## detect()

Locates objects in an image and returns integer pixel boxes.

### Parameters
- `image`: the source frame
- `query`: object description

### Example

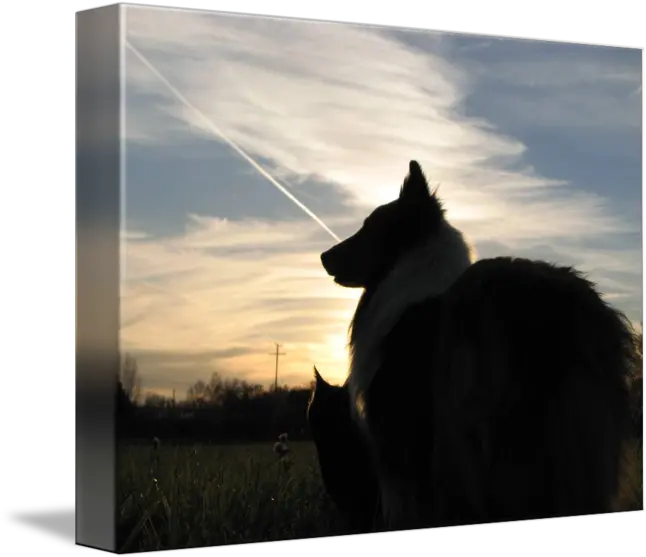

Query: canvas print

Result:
[76,3,643,553]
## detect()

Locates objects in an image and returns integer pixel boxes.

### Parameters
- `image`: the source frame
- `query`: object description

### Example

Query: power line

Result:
[269,343,287,391]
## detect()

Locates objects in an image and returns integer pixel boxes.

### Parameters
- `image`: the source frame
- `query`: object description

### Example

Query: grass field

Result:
[117,441,352,553]
[117,439,643,553]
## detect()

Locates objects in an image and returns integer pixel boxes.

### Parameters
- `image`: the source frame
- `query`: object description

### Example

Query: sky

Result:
[121,5,642,399]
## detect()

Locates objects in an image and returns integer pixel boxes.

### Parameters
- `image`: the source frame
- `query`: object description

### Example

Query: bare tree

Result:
[186,372,265,407]
[186,379,207,406]
[121,353,142,405]
[144,393,169,407]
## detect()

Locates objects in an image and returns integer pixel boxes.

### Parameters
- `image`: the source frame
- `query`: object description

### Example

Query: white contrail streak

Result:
[125,40,341,242]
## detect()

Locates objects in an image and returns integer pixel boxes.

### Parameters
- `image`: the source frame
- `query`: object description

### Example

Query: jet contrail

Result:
[125,41,340,242]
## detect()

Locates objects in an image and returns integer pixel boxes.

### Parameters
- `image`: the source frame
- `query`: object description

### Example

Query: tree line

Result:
[117,329,643,445]
[116,354,316,444]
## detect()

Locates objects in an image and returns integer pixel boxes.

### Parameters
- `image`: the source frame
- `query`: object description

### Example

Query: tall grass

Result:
[117,441,351,553]
[117,438,642,553]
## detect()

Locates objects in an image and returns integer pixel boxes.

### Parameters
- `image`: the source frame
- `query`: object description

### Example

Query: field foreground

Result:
[117,439,642,553]
[117,441,351,552]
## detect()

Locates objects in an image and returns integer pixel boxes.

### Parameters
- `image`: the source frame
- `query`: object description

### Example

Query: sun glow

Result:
[327,332,350,363]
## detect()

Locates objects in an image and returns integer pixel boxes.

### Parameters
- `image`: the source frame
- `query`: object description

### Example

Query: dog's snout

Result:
[320,251,327,264]
[320,249,332,271]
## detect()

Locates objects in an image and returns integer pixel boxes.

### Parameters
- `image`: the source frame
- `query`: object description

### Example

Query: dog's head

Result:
[307,366,378,530]
[320,161,445,289]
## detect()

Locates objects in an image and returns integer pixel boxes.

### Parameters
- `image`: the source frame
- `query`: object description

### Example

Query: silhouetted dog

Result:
[318,160,636,530]
[307,367,378,531]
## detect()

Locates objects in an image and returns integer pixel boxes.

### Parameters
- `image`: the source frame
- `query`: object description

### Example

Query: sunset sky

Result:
[121,5,642,399]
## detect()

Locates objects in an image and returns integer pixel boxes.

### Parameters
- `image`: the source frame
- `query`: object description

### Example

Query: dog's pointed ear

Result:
[313,366,331,390]
[400,160,430,201]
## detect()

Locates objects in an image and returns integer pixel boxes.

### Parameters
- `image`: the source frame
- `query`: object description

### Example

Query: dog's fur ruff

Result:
[317,160,636,531]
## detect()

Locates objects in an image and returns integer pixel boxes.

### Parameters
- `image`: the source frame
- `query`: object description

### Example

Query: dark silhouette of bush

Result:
[117,368,315,444]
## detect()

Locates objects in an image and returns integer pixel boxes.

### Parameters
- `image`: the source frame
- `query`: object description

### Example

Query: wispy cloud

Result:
[122,217,360,392]
[454,41,641,130]
[126,40,341,242]
[122,6,641,394]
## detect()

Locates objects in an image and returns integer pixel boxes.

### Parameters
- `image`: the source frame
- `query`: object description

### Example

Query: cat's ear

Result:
[313,366,331,391]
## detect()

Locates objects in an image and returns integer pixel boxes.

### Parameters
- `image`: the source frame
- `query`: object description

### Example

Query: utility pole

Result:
[269,343,286,392]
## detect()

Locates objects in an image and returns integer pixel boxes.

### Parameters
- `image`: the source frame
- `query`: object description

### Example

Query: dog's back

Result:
[363,256,635,528]
[318,161,637,530]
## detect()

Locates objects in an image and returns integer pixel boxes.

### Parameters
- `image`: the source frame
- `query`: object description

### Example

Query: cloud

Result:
[124,7,637,232]
[124,8,523,204]
[120,6,641,393]
[122,216,361,394]
[431,35,642,131]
